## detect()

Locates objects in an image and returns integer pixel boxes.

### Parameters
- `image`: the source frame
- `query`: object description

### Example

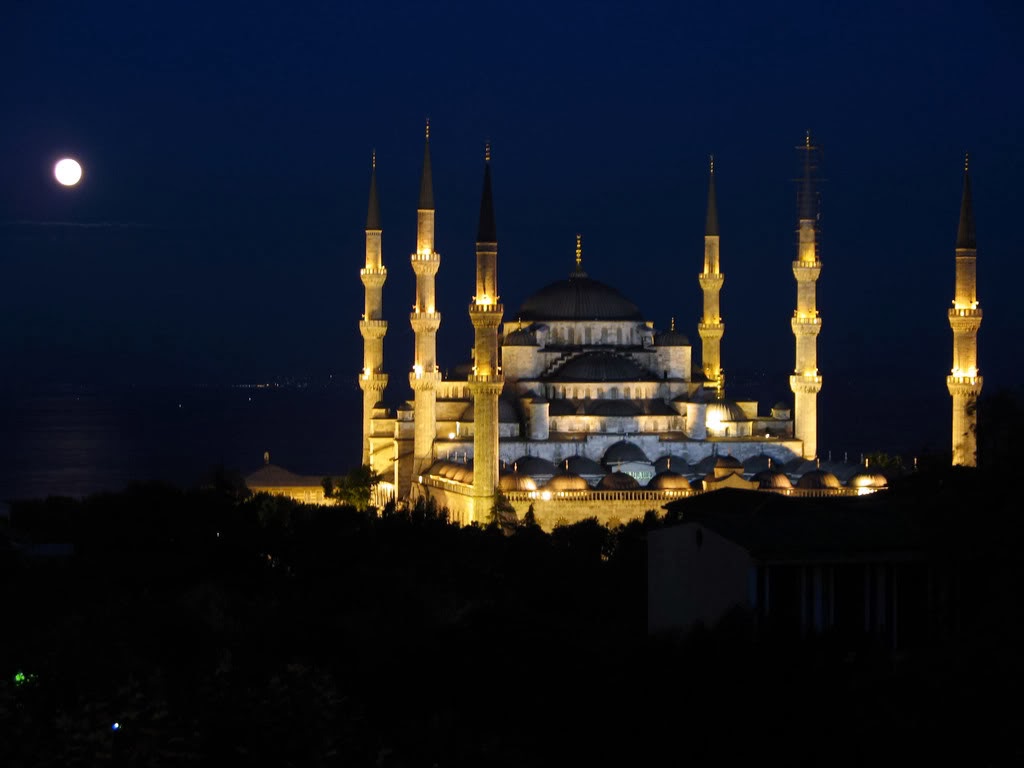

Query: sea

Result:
[0,384,364,502]
[0,369,949,503]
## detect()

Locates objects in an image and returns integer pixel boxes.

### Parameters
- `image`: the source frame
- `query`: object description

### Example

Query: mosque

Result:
[344,125,981,530]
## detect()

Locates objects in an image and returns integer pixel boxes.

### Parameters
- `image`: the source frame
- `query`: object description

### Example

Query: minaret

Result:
[467,142,504,523]
[358,151,388,468]
[789,132,823,460]
[698,155,725,396]
[947,154,982,466]
[409,120,442,481]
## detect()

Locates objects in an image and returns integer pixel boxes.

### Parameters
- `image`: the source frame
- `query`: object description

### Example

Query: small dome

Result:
[706,400,748,424]
[753,468,793,490]
[654,455,691,474]
[603,440,651,465]
[545,472,591,491]
[565,455,604,476]
[597,471,640,490]
[550,351,655,382]
[654,328,690,346]
[514,455,559,478]
[711,454,744,480]
[498,471,538,492]
[647,471,692,490]
[504,325,538,346]
[796,468,842,489]
[847,470,888,489]
[743,455,773,475]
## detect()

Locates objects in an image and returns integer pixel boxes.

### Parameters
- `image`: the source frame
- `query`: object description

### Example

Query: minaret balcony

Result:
[410,311,441,334]
[698,274,724,290]
[947,374,983,397]
[467,373,505,395]
[359,319,388,339]
[410,251,441,275]
[792,262,822,281]
[470,302,505,327]
[948,308,982,334]
[359,372,389,391]
[409,368,441,390]
[360,267,387,288]
[789,373,823,395]
[698,321,724,337]
[790,315,822,336]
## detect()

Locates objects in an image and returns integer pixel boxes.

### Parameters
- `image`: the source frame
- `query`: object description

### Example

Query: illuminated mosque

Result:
[343,124,980,530]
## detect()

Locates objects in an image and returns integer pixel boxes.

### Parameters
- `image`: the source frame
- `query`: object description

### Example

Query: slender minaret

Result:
[947,154,982,466]
[409,120,442,480]
[468,142,504,523]
[789,132,823,460]
[358,152,388,468]
[698,155,725,396]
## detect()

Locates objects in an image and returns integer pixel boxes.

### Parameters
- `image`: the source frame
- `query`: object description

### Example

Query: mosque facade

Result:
[353,126,976,529]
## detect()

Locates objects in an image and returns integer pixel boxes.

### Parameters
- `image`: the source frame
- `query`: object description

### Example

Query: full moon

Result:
[54,158,83,186]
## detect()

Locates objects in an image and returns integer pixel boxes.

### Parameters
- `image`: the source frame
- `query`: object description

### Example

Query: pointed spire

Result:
[705,155,719,236]
[571,233,587,277]
[418,118,434,210]
[365,150,381,230]
[798,131,816,221]
[956,152,976,249]
[476,141,497,242]
[670,317,676,332]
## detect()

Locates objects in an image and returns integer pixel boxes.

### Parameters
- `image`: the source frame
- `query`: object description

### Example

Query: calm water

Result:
[0,387,363,501]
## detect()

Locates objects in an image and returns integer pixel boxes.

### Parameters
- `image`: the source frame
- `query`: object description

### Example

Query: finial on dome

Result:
[670,317,676,332]
[513,461,518,472]
[371,150,376,170]
[768,456,773,468]
[964,152,969,172]
[425,117,430,140]
[575,233,582,267]
[709,154,715,174]
[667,457,671,469]
[815,457,821,469]
[806,130,811,148]
[485,141,491,163]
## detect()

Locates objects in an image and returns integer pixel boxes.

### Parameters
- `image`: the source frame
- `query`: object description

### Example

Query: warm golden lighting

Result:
[413,364,424,378]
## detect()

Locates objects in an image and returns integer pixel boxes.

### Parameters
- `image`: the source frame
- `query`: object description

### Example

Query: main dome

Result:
[517,273,644,322]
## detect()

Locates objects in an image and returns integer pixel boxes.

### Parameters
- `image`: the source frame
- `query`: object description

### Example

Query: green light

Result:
[14,671,26,685]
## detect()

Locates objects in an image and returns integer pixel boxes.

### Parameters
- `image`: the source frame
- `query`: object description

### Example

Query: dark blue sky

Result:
[2,0,1021,457]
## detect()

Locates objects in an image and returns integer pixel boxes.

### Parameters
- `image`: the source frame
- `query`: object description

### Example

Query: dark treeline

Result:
[2,466,1023,766]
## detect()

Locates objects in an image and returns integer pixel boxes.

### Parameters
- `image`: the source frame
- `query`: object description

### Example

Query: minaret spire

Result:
[468,140,504,523]
[948,155,982,466]
[404,121,443,493]
[789,133,824,460]
[572,233,587,277]
[698,154,725,395]
[358,150,388,468]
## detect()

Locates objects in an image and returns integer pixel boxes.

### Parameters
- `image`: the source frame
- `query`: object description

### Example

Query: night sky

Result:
[2,1,1021,458]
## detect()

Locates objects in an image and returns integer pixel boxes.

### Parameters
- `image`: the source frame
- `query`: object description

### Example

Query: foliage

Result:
[323,464,384,512]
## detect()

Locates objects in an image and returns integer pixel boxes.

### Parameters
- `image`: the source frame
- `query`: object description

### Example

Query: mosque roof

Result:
[517,274,644,322]
[246,464,324,489]
[753,468,793,490]
[706,400,749,422]
[565,455,605,475]
[796,468,842,490]
[514,456,558,477]
[503,326,538,346]
[498,470,537,492]
[587,399,642,417]
[549,351,655,382]
[654,328,690,346]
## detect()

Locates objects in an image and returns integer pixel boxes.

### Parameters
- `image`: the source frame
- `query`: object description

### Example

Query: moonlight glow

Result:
[54,158,82,186]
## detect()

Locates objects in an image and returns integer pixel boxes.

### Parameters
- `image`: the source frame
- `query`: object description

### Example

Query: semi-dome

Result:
[710,454,745,480]
[655,455,691,474]
[545,472,591,491]
[498,470,538,492]
[796,468,842,489]
[603,440,650,465]
[518,274,644,322]
[597,471,640,490]
[647,470,692,490]
[550,351,655,382]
